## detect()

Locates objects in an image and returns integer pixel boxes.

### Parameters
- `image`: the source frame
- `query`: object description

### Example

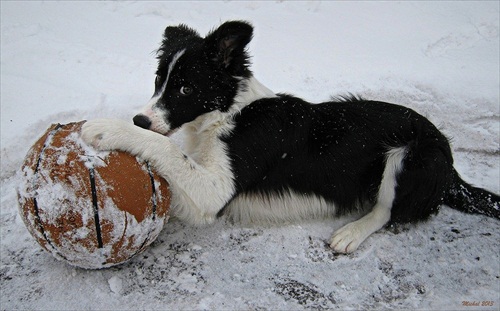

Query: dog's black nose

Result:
[133,114,152,129]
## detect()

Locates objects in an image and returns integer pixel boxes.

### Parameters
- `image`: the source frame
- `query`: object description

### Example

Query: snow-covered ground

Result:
[1,1,499,310]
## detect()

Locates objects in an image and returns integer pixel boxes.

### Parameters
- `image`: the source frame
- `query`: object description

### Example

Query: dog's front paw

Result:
[81,119,135,151]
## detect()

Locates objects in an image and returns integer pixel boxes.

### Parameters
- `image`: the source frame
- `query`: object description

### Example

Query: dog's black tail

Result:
[444,169,500,219]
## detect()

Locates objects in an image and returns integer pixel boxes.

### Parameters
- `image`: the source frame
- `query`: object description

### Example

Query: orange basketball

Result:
[17,121,171,269]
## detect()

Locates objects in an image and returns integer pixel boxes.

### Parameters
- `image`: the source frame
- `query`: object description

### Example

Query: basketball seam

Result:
[147,161,158,221]
[88,168,104,249]
[128,161,160,258]
[32,123,68,261]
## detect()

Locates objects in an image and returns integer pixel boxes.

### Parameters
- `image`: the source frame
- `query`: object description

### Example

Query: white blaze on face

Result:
[139,49,186,135]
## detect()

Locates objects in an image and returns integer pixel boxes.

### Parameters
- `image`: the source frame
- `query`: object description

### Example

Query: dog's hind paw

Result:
[329,222,367,254]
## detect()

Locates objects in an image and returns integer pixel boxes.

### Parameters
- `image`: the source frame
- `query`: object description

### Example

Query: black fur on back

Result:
[221,94,500,222]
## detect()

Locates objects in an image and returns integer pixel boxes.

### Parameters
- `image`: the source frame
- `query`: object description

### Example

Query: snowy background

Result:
[1,1,499,310]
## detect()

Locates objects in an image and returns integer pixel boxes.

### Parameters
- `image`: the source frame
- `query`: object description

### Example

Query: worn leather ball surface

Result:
[17,121,170,269]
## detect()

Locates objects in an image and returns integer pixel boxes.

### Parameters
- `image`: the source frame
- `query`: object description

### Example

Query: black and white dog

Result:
[82,21,499,253]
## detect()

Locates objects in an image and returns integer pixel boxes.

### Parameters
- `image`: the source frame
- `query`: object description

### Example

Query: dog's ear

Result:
[205,21,253,73]
[158,24,200,59]
[163,24,199,42]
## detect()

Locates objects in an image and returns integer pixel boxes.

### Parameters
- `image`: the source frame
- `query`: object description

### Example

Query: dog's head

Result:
[133,21,254,135]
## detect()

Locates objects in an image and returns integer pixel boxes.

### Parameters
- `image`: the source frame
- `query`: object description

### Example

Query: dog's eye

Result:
[155,75,162,85]
[179,86,193,96]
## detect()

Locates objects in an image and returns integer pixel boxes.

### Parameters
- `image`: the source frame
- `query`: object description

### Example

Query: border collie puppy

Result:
[82,21,499,253]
